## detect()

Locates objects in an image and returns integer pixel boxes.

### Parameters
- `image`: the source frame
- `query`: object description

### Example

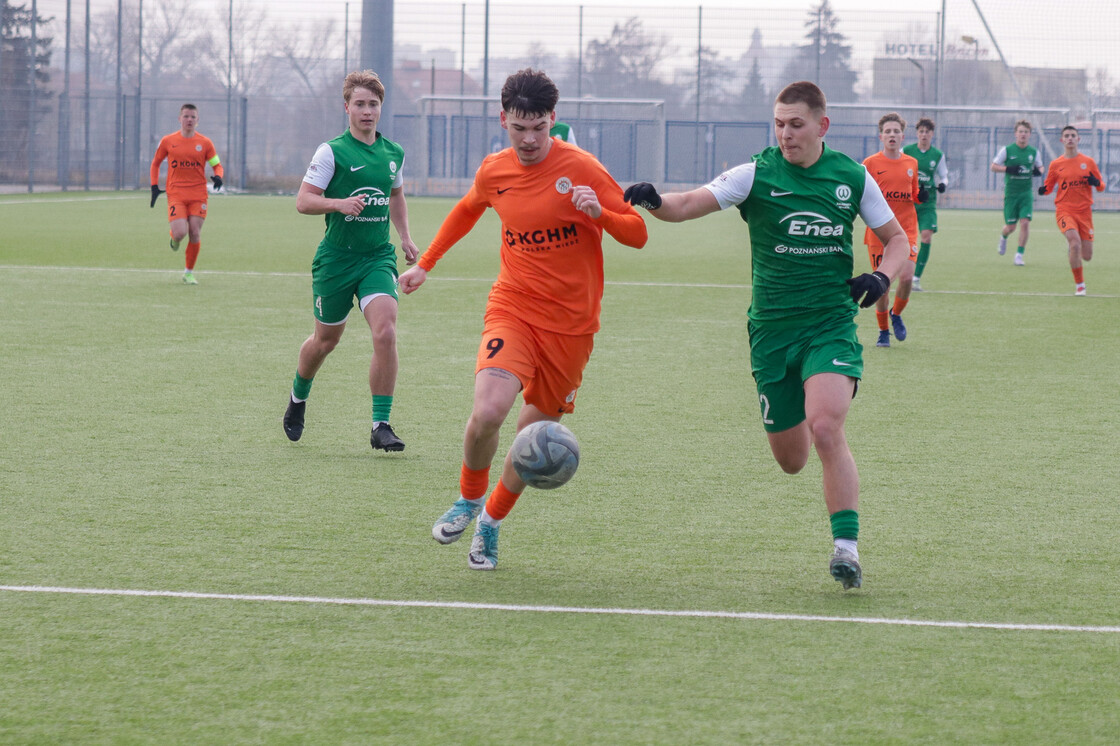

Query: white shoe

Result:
[912,276,923,291]
[998,236,1007,255]
[830,547,862,590]
[1013,253,1025,266]
[1075,283,1087,296]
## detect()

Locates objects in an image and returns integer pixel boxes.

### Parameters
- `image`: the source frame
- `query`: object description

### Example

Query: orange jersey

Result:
[419,139,647,335]
[150,131,222,194]
[862,151,920,249]
[1043,154,1103,213]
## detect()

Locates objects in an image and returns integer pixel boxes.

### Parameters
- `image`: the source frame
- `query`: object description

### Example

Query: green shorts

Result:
[311,244,399,324]
[1003,191,1033,224]
[748,314,863,433]
[915,201,938,233]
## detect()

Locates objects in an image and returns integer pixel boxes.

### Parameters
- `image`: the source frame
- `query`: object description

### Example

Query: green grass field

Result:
[2,192,1119,744]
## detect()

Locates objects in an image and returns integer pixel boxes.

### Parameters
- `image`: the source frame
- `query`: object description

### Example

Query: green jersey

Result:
[303,129,405,255]
[705,144,894,329]
[902,143,945,206]
[994,143,1038,195]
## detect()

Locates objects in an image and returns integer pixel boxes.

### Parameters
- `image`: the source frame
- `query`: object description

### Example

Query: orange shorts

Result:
[167,189,209,222]
[1056,211,1094,241]
[476,309,595,416]
[864,227,917,267]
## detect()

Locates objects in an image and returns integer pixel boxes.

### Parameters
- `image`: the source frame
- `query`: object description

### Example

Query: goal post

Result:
[414,95,666,196]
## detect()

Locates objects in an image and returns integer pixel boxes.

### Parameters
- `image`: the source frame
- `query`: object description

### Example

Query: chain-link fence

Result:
[5,0,1120,206]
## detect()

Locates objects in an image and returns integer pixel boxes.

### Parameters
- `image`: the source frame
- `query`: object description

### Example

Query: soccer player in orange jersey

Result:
[862,113,925,347]
[149,104,224,285]
[399,69,647,571]
[1039,125,1105,296]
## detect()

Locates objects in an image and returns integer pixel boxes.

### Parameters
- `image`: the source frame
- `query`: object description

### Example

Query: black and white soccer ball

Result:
[510,421,580,490]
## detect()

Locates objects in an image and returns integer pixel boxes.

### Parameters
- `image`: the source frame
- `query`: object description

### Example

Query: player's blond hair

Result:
[775,81,826,116]
[1015,119,1032,132]
[343,70,385,103]
[878,112,906,132]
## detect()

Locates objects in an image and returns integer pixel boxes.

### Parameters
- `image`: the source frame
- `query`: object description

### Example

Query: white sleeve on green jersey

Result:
[935,154,948,185]
[303,143,335,189]
[704,161,756,209]
[393,155,404,189]
[992,146,1008,166]
[859,170,895,230]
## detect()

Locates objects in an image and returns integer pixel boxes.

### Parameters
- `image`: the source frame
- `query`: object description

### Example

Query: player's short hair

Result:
[180,103,197,113]
[343,70,385,104]
[1061,125,1078,135]
[878,112,906,132]
[501,69,559,118]
[1015,119,1032,132]
[916,117,935,131]
[775,81,826,116]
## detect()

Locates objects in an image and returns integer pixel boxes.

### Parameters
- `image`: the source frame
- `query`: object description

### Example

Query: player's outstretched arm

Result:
[623,183,720,222]
[869,217,909,282]
[574,184,648,249]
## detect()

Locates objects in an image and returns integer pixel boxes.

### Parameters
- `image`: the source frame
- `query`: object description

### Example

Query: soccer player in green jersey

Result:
[623,81,910,590]
[902,118,948,290]
[283,70,420,452]
[992,120,1043,265]
[550,120,577,146]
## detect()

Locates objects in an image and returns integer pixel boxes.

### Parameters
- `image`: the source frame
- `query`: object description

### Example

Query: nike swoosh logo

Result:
[832,359,853,367]
[497,187,511,194]
[770,189,792,196]
[877,170,887,175]
[350,165,365,172]
[439,526,461,538]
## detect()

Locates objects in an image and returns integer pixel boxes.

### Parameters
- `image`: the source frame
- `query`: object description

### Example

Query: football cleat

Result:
[998,236,1007,255]
[830,547,862,590]
[890,313,907,342]
[283,398,306,441]
[1075,283,1087,296]
[370,422,405,452]
[468,522,500,570]
[911,276,923,292]
[182,271,198,285]
[1014,253,1025,266]
[432,498,483,544]
[876,330,890,348]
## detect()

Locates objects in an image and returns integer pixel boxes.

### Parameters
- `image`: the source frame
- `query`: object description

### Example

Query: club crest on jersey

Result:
[195,144,203,152]
[834,184,852,209]
[1080,162,1087,170]
[390,161,398,173]
[907,168,914,177]
[555,177,573,194]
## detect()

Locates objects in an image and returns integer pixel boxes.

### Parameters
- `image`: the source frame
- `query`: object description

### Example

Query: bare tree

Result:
[273,18,343,97]
[584,17,674,100]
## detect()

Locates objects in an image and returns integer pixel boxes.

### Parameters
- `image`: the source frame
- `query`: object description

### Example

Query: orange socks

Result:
[459,463,490,501]
[1073,267,1084,284]
[484,480,523,521]
[185,242,200,270]
[876,310,889,331]
[891,297,909,316]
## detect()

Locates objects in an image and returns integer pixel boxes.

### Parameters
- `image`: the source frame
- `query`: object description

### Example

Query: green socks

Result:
[830,509,859,541]
[372,395,393,423]
[292,373,313,401]
[915,242,931,278]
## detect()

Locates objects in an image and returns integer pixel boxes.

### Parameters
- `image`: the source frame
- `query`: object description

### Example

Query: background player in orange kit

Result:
[150,103,224,285]
[863,113,926,347]
[398,68,647,571]
[1039,125,1105,296]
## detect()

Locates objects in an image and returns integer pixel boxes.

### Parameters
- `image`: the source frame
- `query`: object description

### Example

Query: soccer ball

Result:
[510,421,580,490]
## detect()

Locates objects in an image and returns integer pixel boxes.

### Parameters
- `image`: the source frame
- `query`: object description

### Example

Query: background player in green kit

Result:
[623,81,909,590]
[991,120,1043,265]
[283,70,419,451]
[903,118,948,290]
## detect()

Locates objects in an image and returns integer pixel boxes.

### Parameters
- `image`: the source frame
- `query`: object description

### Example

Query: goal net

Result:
[414,96,666,196]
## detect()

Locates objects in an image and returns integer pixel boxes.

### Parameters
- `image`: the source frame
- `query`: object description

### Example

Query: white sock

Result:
[479,508,502,528]
[290,392,306,404]
[834,538,858,557]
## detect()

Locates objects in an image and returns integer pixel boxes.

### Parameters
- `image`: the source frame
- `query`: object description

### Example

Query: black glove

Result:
[937,183,946,193]
[211,175,223,191]
[1087,174,1101,187]
[916,188,929,203]
[150,184,163,208]
[1004,165,1022,175]
[1032,166,1043,177]
[1037,185,1047,196]
[623,182,662,210]
[846,271,890,308]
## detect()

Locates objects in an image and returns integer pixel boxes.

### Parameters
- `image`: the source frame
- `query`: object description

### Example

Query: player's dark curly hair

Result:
[916,117,936,131]
[501,69,559,118]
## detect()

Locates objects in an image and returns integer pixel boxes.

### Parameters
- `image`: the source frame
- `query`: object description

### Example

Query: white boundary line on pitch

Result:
[3,585,1118,634]
[1,264,1117,297]
[0,195,137,205]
